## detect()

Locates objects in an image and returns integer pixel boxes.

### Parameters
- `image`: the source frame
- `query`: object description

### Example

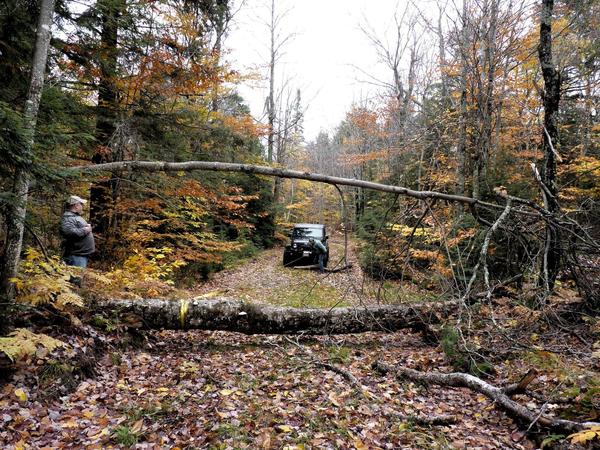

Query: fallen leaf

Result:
[130,419,144,433]
[354,438,368,449]
[14,388,27,402]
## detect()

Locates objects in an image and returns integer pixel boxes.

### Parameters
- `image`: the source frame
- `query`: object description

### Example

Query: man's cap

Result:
[67,195,87,205]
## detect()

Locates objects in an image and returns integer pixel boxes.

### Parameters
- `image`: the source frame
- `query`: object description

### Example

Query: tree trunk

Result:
[0,0,55,306]
[89,0,123,235]
[477,0,498,197]
[538,0,561,294]
[456,0,469,205]
[437,9,449,103]
[266,0,276,163]
[99,297,457,334]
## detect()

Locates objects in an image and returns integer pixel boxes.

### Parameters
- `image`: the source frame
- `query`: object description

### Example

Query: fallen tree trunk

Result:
[68,160,543,215]
[372,361,600,433]
[98,297,456,335]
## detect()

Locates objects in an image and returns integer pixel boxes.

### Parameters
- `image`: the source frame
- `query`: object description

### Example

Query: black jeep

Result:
[283,223,329,267]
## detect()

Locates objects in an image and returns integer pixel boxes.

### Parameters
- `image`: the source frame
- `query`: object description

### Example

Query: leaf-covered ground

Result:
[1,238,598,449]
[2,330,539,449]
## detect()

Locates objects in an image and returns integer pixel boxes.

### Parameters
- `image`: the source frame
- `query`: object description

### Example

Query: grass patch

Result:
[112,425,140,447]
[365,280,446,304]
[264,283,348,308]
[327,346,352,364]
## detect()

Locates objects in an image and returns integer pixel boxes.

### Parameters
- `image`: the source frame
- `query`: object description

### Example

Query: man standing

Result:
[60,195,95,268]
[308,237,327,273]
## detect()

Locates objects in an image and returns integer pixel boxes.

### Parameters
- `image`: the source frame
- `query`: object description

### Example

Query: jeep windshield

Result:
[292,227,322,239]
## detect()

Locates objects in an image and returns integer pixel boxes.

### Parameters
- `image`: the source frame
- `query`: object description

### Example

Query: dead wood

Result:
[393,412,458,426]
[292,264,319,270]
[97,297,456,335]
[503,368,539,395]
[292,264,353,273]
[325,264,354,273]
[69,160,544,215]
[314,361,362,389]
[372,361,599,433]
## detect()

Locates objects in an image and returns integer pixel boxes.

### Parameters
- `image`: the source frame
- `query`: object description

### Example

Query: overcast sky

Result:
[226,0,438,142]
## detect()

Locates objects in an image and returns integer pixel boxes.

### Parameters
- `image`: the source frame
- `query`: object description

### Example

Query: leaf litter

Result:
[1,239,595,449]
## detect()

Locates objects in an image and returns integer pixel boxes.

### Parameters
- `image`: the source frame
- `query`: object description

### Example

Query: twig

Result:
[24,222,50,262]
[314,361,362,390]
[543,126,563,163]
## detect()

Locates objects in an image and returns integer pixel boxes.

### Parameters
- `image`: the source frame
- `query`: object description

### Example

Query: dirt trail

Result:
[194,236,372,307]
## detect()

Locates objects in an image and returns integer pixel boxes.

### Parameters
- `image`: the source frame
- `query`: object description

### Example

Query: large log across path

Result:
[100,297,457,335]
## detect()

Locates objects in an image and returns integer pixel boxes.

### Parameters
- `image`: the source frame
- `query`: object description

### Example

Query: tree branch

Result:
[372,361,599,433]
[67,160,544,216]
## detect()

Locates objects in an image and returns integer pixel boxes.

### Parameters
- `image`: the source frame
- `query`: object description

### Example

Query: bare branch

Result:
[67,160,545,215]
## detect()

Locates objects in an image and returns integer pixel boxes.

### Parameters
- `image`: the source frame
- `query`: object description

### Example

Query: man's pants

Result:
[318,254,324,273]
[64,255,88,268]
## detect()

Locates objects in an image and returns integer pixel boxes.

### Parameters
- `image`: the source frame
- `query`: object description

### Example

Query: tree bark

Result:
[98,297,457,335]
[537,0,562,294]
[0,0,55,303]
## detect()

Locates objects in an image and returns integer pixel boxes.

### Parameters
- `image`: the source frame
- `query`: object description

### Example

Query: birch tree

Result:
[264,0,295,164]
[1,0,56,300]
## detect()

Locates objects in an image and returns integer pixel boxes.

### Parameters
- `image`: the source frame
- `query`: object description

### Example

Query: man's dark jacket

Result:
[60,211,95,257]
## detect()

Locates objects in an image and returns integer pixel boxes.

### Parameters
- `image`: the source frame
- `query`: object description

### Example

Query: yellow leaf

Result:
[569,430,598,444]
[219,389,234,396]
[398,422,410,431]
[276,424,293,433]
[62,419,79,428]
[354,438,368,450]
[89,427,110,439]
[14,388,27,402]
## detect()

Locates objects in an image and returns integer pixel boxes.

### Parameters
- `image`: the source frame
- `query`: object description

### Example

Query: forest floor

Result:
[0,237,598,449]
